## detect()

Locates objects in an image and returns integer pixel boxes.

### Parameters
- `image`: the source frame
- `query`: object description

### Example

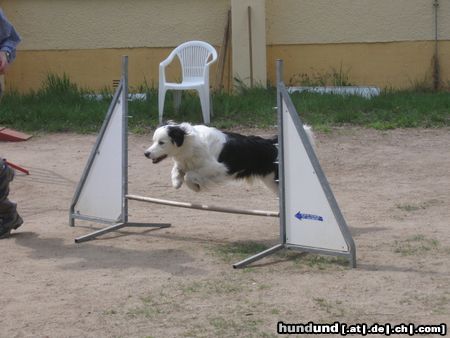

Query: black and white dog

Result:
[144,122,313,194]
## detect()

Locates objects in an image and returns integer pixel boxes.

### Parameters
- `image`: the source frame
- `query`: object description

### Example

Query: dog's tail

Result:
[272,124,315,149]
[303,124,316,148]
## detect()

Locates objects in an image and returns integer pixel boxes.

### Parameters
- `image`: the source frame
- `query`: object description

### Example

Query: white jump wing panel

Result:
[72,92,124,222]
[282,98,349,253]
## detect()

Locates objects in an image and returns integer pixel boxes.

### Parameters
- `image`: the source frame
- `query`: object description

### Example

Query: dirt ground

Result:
[1,127,449,338]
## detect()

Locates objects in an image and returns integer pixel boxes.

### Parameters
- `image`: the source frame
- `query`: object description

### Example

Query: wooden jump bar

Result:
[126,194,279,218]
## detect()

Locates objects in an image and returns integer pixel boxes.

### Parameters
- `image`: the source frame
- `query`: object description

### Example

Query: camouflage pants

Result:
[0,158,22,237]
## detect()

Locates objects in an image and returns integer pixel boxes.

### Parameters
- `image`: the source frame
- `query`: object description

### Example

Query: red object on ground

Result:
[0,128,32,142]
[5,160,30,175]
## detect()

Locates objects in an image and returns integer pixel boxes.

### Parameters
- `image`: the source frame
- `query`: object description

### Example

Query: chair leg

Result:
[210,95,214,117]
[173,91,182,113]
[198,88,211,125]
[158,87,167,125]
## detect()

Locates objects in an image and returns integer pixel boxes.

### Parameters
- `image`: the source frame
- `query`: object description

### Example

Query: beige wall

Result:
[268,41,450,89]
[264,0,450,88]
[1,0,229,50]
[5,0,449,49]
[1,0,450,92]
[266,0,450,44]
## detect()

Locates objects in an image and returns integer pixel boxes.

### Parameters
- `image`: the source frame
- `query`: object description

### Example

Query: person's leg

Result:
[0,159,23,238]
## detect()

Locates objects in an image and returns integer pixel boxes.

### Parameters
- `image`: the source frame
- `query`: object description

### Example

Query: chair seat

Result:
[164,80,205,90]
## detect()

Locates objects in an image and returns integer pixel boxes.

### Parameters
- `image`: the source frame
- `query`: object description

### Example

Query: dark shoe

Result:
[0,228,11,238]
[0,213,23,238]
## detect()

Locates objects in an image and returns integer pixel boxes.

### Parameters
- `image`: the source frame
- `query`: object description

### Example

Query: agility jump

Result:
[69,56,356,268]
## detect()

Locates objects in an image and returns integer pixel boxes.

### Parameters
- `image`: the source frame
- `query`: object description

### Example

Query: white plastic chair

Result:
[158,41,218,125]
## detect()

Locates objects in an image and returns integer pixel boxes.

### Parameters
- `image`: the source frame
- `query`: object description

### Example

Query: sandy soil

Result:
[0,127,449,338]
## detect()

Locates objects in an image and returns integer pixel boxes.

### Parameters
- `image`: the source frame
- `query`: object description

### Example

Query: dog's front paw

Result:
[172,179,183,189]
[171,167,185,189]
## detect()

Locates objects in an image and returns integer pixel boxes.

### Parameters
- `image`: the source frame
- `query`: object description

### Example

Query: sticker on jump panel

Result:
[295,211,324,222]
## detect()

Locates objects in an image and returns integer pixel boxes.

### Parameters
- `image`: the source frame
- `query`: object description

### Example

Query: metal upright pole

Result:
[276,59,287,245]
[122,56,129,224]
[433,0,440,90]
[248,6,254,88]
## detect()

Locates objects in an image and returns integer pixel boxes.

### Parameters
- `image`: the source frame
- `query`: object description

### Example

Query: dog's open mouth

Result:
[152,155,168,164]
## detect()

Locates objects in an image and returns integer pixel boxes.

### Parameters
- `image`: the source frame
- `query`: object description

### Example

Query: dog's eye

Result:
[158,141,165,145]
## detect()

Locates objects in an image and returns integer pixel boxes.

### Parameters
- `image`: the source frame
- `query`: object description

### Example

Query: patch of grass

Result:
[290,89,450,129]
[396,204,421,212]
[211,242,350,270]
[208,315,266,338]
[431,295,450,315]
[209,317,233,332]
[126,294,170,318]
[211,241,270,263]
[270,308,280,315]
[1,74,449,133]
[179,279,246,296]
[313,298,345,318]
[393,235,440,256]
[295,254,350,270]
[125,276,278,338]
[396,199,442,212]
[400,291,450,315]
[102,309,117,315]
[1,74,106,132]
[288,64,353,87]
[126,306,159,319]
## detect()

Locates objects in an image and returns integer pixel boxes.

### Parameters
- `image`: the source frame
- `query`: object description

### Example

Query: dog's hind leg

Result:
[185,172,201,192]
[184,162,229,192]
[261,172,279,195]
[171,165,185,189]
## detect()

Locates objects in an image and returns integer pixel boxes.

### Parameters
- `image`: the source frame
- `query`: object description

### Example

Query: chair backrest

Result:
[173,41,217,81]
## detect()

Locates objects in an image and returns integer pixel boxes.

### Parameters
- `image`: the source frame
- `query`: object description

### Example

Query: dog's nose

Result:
[144,151,151,159]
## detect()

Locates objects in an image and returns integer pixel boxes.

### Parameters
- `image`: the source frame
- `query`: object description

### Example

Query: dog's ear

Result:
[167,126,186,147]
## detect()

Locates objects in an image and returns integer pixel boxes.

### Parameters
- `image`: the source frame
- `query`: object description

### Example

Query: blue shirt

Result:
[0,9,21,62]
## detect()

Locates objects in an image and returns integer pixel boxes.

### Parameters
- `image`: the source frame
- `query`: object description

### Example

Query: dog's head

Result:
[144,124,189,163]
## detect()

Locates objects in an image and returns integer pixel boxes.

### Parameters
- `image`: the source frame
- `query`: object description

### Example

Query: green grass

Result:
[1,74,449,133]
[292,254,350,270]
[313,297,345,318]
[210,241,350,270]
[211,241,271,263]
[121,276,278,338]
[292,89,450,129]
[395,199,442,212]
[393,235,440,256]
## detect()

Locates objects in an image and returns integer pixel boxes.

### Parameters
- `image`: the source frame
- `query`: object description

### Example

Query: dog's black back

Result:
[218,132,278,179]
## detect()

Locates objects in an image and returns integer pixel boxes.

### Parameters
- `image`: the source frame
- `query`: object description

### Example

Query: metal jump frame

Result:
[69,57,356,269]
[233,60,356,268]
[69,57,170,242]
